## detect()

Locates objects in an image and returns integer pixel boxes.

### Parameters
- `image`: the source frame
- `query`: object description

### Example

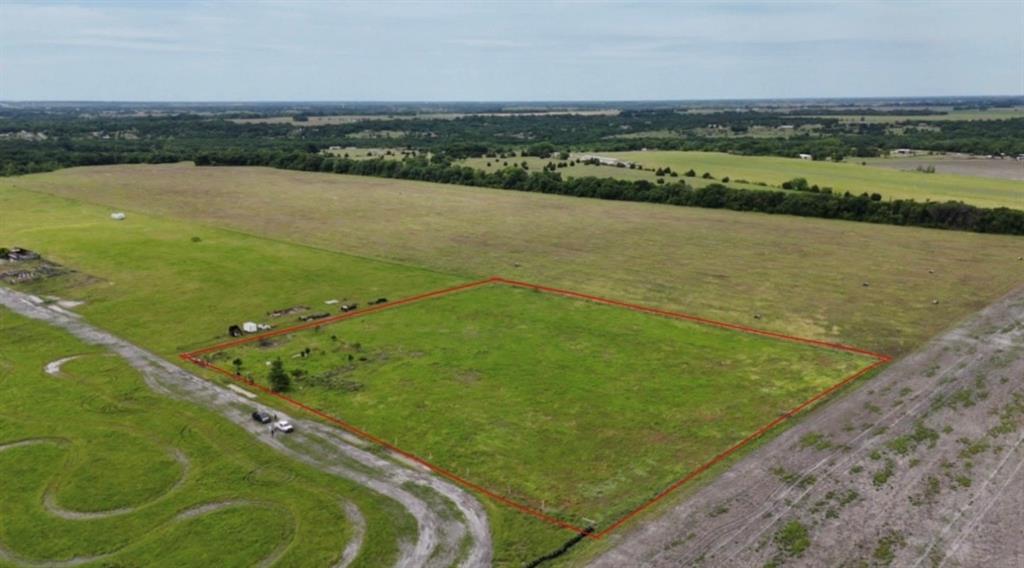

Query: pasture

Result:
[3,164,1023,563]
[0,183,585,563]
[0,309,409,567]
[458,155,770,191]
[9,164,1023,358]
[601,151,1024,209]
[200,282,876,530]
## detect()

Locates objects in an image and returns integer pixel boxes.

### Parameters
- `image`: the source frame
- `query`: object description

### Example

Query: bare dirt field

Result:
[587,285,1024,567]
[862,156,1024,182]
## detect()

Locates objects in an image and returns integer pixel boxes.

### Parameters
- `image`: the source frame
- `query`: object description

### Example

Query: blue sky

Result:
[1,1,1021,101]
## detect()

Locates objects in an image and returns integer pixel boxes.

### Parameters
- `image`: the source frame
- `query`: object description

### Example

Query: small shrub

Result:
[774,520,810,557]
[268,358,291,392]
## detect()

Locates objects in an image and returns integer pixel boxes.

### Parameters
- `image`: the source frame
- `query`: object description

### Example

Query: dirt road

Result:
[591,286,1024,567]
[0,287,492,568]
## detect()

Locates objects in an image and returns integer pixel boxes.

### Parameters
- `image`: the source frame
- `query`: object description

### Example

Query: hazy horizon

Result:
[2,1,1022,101]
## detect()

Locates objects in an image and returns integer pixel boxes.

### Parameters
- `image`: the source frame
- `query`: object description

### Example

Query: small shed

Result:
[111,212,126,221]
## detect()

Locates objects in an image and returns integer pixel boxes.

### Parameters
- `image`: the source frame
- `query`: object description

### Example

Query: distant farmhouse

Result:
[578,154,638,168]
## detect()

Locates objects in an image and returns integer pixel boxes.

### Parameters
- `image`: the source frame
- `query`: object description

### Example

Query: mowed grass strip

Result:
[210,284,874,528]
[0,309,411,567]
[602,150,1024,209]
[10,164,1022,357]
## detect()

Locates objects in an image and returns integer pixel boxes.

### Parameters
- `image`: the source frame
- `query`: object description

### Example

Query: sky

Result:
[1,0,1021,102]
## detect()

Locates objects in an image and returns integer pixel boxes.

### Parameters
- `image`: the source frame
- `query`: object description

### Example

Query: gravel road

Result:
[0,287,492,568]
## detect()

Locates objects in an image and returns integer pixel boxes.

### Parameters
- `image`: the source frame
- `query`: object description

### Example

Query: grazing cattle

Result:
[369,298,388,305]
[340,303,358,312]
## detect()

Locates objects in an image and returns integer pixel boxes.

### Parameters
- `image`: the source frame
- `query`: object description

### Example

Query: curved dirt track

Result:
[0,287,492,568]
[336,500,368,568]
[592,286,1024,567]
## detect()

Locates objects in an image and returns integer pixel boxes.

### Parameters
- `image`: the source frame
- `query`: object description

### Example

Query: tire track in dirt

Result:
[336,500,367,568]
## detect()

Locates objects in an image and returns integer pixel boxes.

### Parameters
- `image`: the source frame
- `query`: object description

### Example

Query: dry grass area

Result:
[860,156,1024,182]
[7,163,1024,356]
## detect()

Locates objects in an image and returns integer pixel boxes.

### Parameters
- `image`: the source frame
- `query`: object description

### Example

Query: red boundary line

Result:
[181,276,890,539]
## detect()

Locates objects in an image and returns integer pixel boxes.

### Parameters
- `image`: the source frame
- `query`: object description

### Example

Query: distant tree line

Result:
[193,151,1024,236]
[3,108,1024,178]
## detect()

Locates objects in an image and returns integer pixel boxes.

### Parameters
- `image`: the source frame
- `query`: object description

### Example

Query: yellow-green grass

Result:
[599,151,1024,209]
[210,284,873,529]
[457,155,770,191]
[0,309,412,567]
[0,184,577,563]
[9,164,1023,359]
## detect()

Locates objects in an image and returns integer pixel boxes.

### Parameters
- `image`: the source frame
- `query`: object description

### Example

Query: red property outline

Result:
[180,276,891,539]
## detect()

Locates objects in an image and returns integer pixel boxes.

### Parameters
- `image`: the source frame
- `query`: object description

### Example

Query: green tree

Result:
[232,358,243,376]
[268,358,291,392]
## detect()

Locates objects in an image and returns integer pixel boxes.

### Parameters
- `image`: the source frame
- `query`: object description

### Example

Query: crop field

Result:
[9,164,1023,359]
[601,151,1024,209]
[191,280,879,532]
[0,308,410,567]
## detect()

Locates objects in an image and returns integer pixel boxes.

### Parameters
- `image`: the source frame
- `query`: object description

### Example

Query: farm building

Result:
[578,154,638,168]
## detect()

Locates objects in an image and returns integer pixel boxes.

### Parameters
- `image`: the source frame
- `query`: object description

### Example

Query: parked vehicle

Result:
[252,410,272,424]
[274,420,294,433]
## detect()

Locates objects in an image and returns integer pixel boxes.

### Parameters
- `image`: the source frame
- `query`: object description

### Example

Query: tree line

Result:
[4,107,1024,178]
[193,151,1024,236]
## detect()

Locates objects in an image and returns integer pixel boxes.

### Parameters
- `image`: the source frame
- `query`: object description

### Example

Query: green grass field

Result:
[0,309,413,567]
[598,151,1024,209]
[9,164,1022,358]
[0,182,576,564]
[2,165,1023,563]
[206,283,873,529]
